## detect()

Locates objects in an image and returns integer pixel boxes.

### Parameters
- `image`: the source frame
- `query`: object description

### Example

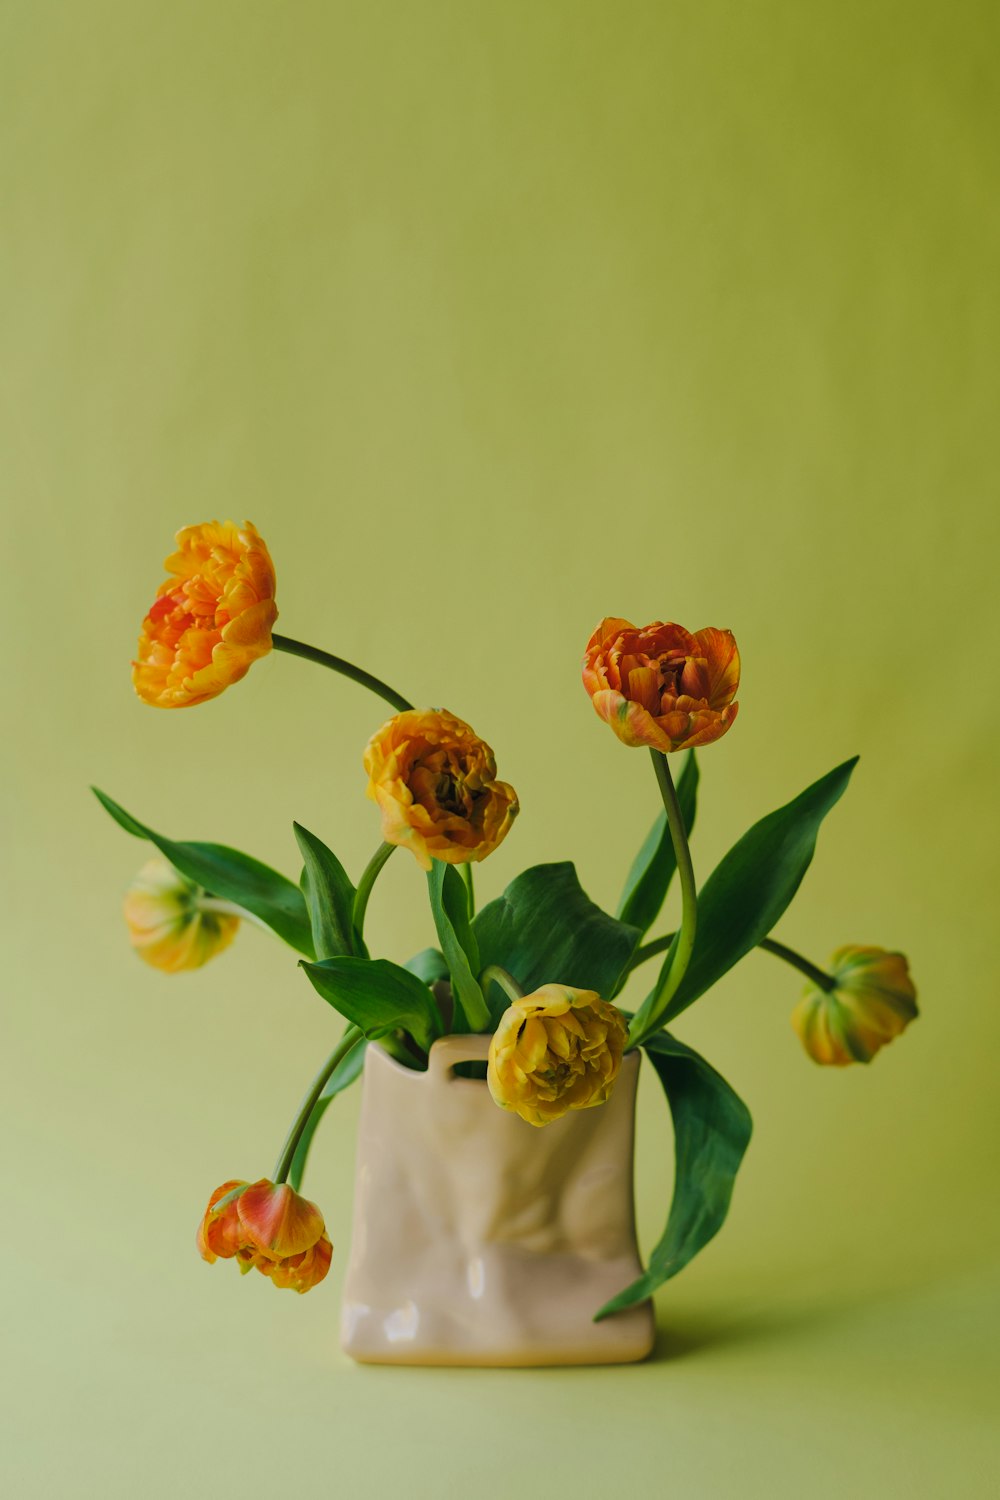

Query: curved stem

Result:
[626,930,677,972]
[480,965,524,1006]
[628,751,698,1045]
[759,937,838,993]
[626,931,836,999]
[272,633,413,715]
[271,1027,363,1185]
[352,842,395,949]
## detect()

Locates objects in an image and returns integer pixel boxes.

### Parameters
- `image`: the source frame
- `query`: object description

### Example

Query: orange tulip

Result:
[791,946,918,1066]
[582,617,739,754]
[196,1178,332,1293]
[364,708,519,869]
[123,858,239,973]
[132,521,277,708]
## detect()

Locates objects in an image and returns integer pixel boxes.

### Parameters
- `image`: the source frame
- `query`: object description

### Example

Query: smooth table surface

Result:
[4,1122,997,1500]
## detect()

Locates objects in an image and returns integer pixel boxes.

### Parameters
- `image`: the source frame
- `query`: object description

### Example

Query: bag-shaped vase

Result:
[341,1033,655,1366]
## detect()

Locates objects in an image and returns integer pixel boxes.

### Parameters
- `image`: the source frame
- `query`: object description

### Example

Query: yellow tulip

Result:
[488,984,628,1127]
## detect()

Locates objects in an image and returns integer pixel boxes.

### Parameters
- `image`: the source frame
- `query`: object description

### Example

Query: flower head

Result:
[792,946,918,1066]
[133,521,277,708]
[196,1178,332,1293]
[582,617,739,754]
[123,858,239,973]
[364,708,519,869]
[487,984,628,1127]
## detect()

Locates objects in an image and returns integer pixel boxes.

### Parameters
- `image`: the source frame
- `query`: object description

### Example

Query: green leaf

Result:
[288,1030,368,1193]
[473,863,641,1025]
[404,948,450,986]
[634,757,858,1036]
[617,751,700,934]
[300,956,443,1052]
[92,787,314,957]
[427,862,489,1032]
[293,822,359,960]
[595,1030,752,1320]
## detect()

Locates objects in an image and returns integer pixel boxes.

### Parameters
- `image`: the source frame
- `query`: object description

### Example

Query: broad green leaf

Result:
[404,948,450,986]
[92,787,314,957]
[300,956,443,1052]
[633,757,858,1037]
[617,751,700,934]
[473,863,641,1026]
[288,1029,368,1193]
[595,1030,752,1320]
[427,863,489,1032]
[293,822,359,960]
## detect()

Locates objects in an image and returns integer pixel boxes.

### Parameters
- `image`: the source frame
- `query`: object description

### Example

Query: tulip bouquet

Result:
[95,522,917,1318]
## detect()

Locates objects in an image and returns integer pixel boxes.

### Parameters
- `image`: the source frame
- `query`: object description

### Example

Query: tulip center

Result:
[658,651,709,705]
[434,772,468,816]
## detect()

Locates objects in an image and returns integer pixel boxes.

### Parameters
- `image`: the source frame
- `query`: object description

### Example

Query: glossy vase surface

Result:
[340,1034,655,1367]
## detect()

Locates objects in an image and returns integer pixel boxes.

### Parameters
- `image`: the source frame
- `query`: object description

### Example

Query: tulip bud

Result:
[792,945,918,1065]
[123,858,239,973]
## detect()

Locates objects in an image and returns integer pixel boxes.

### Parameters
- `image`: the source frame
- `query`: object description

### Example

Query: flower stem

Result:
[272,633,413,715]
[626,931,677,972]
[352,842,395,949]
[460,861,475,918]
[758,937,838,993]
[480,965,524,1005]
[625,929,836,997]
[628,751,698,1046]
[272,1027,364,1185]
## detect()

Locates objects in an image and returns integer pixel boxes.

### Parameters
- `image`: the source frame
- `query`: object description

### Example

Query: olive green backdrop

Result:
[2,2,997,1495]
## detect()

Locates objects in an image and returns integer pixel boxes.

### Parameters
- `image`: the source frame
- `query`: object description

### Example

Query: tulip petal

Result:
[237,1180,326,1258]
[196,1180,249,1262]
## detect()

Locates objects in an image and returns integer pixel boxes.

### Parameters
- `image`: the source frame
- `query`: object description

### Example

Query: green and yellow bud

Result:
[792,945,917,1066]
[123,857,239,973]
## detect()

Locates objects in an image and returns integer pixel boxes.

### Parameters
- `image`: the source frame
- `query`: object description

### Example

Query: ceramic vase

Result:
[340,1033,655,1366]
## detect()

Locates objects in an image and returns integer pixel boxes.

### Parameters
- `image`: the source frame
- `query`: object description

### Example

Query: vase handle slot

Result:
[427,1033,492,1083]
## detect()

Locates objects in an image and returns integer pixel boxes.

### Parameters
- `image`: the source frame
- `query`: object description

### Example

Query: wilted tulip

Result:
[196,1178,332,1293]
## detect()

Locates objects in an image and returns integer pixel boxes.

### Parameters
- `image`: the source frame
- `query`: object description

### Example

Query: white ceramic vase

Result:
[340,1034,655,1367]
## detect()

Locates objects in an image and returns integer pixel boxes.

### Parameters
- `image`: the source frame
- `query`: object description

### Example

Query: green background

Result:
[3,2,998,1494]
